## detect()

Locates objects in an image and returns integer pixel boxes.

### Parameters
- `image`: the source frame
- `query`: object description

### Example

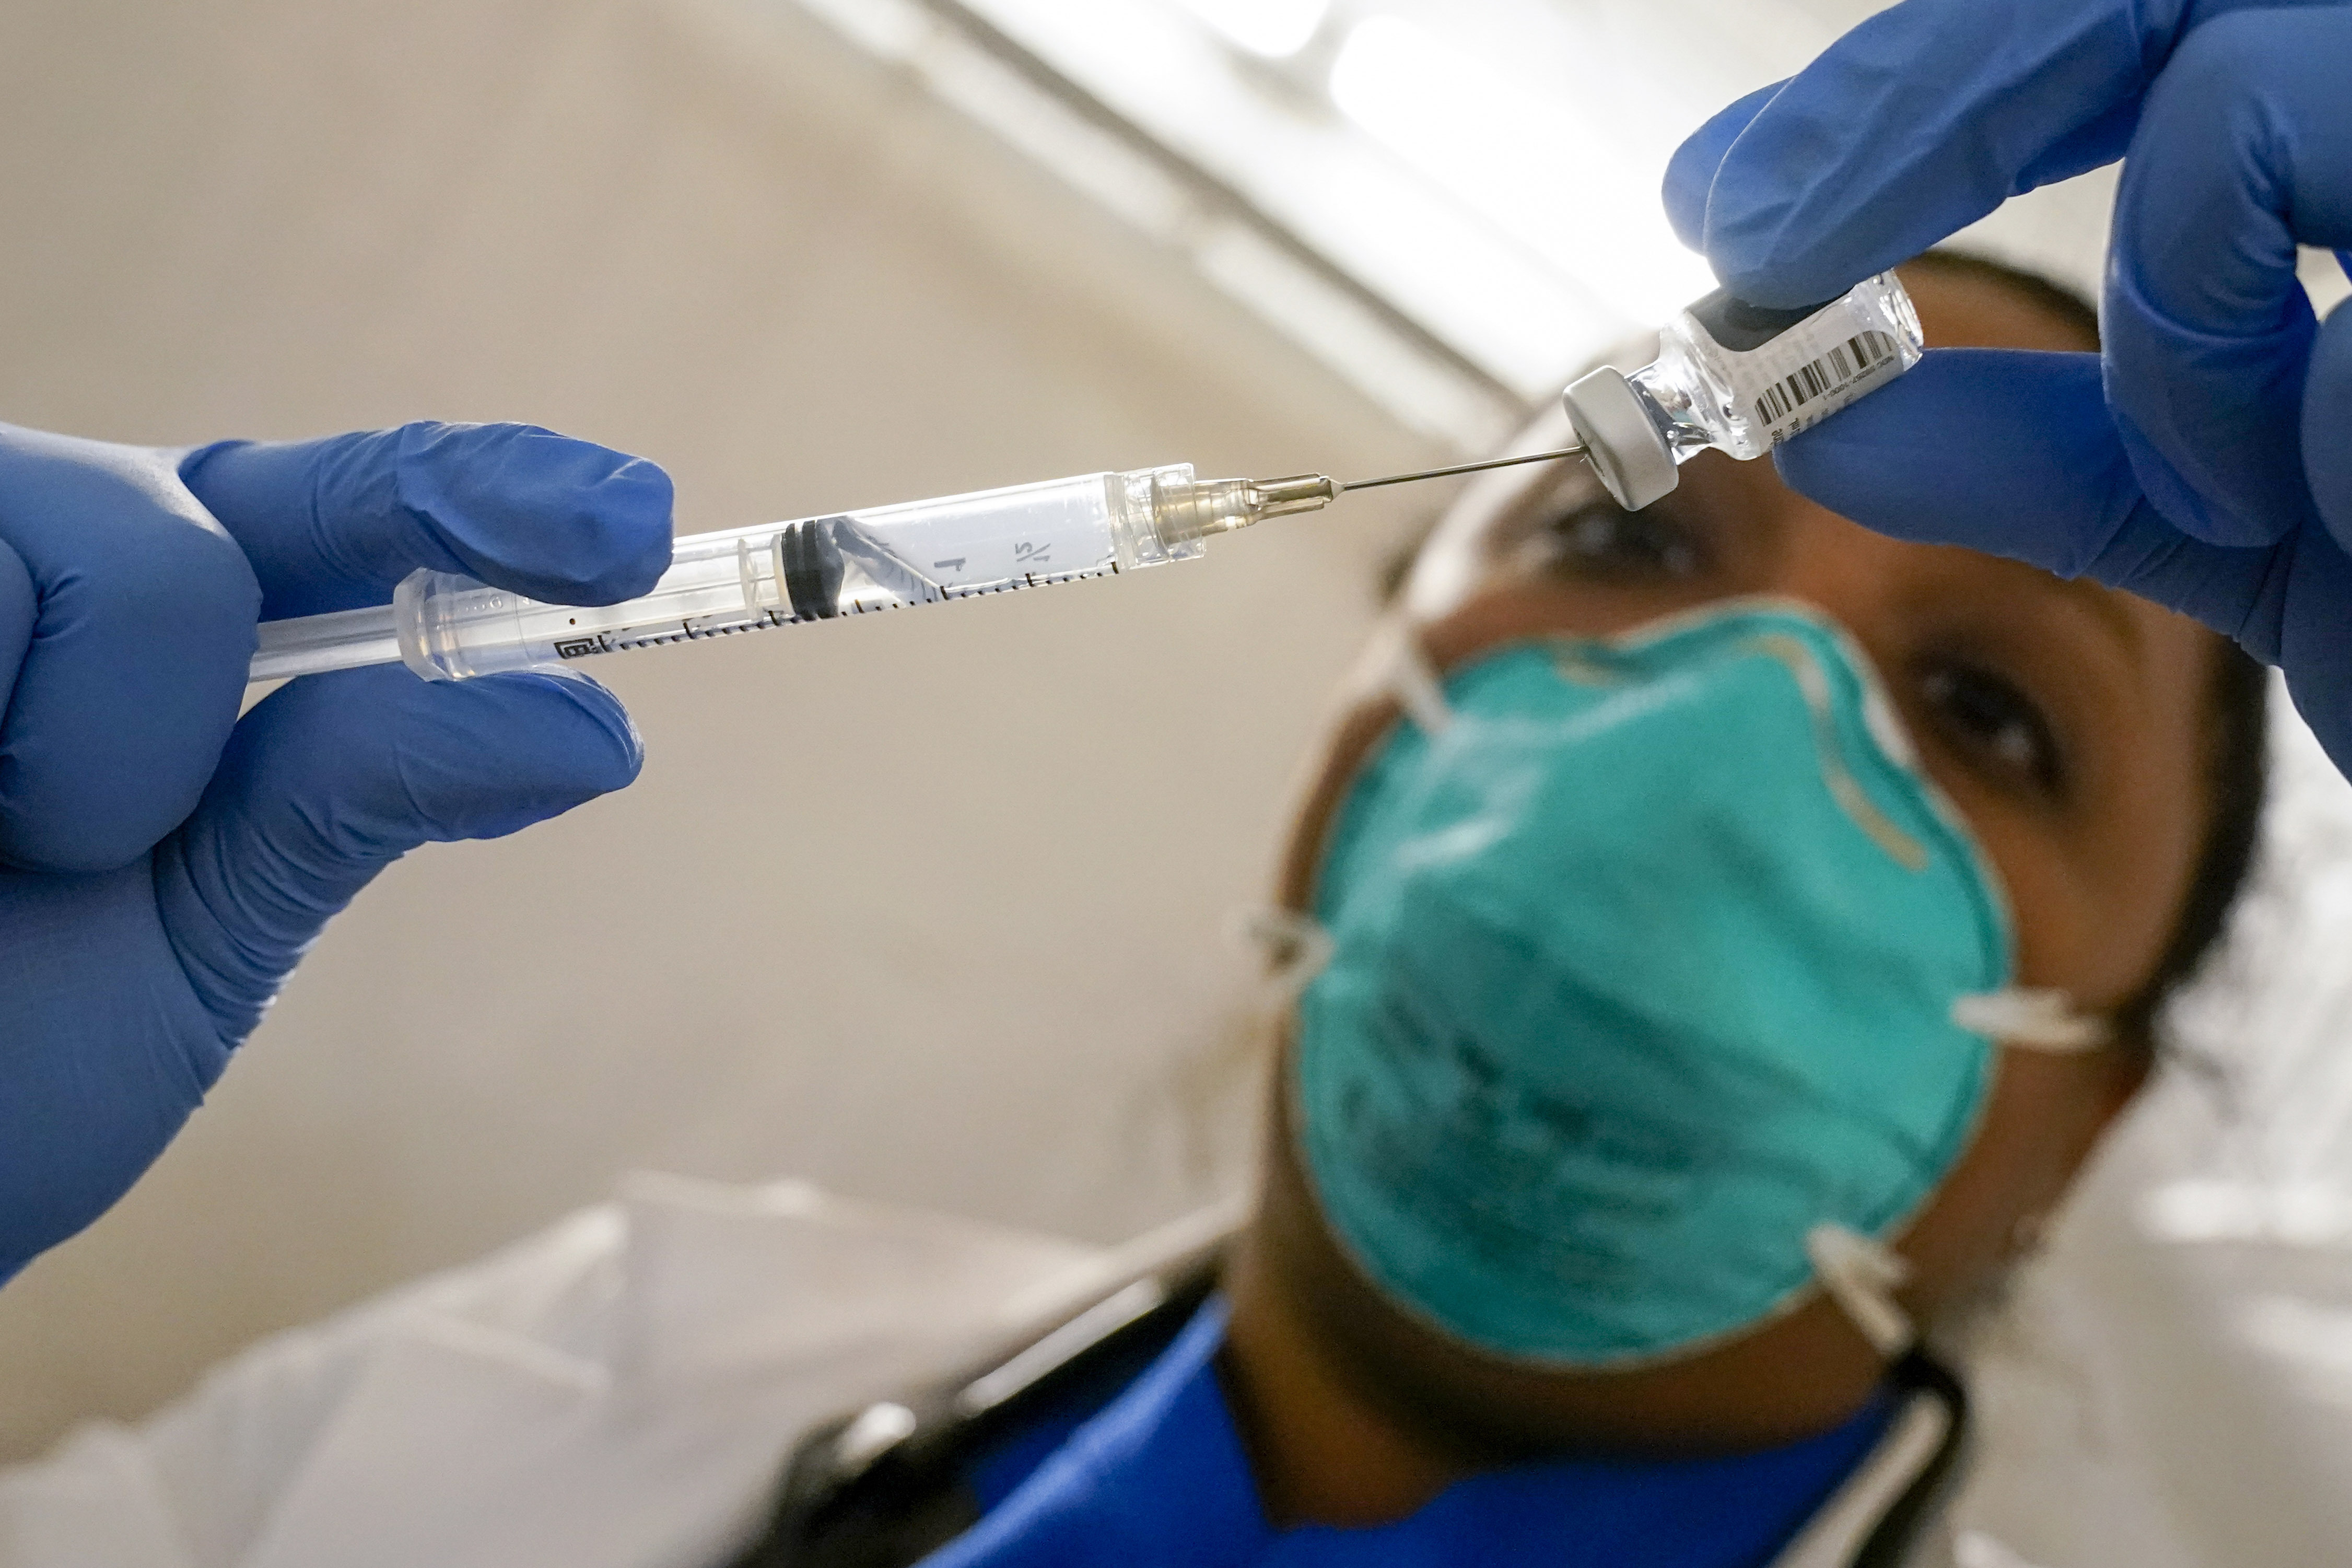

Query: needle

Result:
[1339,445,1588,493]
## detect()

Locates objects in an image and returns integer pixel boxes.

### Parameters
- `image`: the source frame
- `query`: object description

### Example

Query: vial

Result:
[1563,272,1925,511]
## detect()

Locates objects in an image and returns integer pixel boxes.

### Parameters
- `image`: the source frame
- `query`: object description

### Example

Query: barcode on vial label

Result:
[1753,331,1897,429]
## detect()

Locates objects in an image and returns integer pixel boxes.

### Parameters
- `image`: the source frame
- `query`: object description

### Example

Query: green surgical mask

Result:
[1290,601,2100,1367]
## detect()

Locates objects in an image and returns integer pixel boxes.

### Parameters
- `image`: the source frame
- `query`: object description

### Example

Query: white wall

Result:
[0,0,1443,1458]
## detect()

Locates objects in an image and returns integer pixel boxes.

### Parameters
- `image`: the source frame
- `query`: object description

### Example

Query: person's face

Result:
[1255,266,2222,1451]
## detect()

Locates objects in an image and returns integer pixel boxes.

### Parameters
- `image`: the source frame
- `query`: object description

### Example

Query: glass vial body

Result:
[1564,272,1925,511]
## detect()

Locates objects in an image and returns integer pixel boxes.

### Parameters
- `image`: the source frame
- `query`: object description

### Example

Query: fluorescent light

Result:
[1177,0,1329,59]
[798,0,1806,440]
[1329,15,1715,325]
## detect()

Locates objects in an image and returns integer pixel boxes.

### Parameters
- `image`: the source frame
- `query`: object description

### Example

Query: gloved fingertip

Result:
[1772,350,2129,576]
[2306,303,2352,555]
[575,451,675,604]
[209,663,645,869]
[492,670,646,799]
[1663,82,1782,258]
[149,664,644,1042]
[395,423,675,607]
[395,668,644,828]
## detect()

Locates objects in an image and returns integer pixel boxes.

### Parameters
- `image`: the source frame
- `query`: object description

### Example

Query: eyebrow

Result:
[1493,459,2151,670]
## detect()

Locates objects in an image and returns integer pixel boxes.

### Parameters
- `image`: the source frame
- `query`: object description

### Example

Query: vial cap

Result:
[1563,367,1677,512]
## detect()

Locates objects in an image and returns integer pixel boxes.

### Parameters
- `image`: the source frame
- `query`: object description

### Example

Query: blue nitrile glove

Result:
[1774,350,2352,770]
[0,421,671,1281]
[1663,0,2352,765]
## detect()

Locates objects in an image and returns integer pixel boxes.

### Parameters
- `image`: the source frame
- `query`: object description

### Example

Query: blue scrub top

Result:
[924,1299,1891,1568]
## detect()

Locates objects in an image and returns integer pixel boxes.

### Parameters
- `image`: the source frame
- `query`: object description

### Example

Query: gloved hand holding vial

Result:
[1667,0,2352,779]
[251,274,1924,688]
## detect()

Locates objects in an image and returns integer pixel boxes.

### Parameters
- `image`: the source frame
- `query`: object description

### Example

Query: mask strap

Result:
[1373,621,1453,735]
[1805,1223,1916,1359]
[1227,906,1335,1009]
[1951,988,2110,1053]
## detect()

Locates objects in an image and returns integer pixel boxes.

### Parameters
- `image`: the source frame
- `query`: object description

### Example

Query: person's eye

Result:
[1917,661,2066,793]
[1542,498,1710,584]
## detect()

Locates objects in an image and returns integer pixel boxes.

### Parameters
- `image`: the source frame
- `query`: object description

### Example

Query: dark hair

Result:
[1901,251,2271,1045]
[2125,644,2269,1043]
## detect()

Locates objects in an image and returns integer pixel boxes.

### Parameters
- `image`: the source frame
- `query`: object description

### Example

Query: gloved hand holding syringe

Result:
[250,273,1923,686]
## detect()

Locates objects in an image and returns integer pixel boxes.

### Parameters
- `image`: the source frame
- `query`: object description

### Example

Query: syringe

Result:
[247,452,1581,685]
[249,275,1928,686]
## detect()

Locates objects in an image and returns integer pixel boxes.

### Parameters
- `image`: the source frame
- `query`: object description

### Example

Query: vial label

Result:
[1687,288,1909,449]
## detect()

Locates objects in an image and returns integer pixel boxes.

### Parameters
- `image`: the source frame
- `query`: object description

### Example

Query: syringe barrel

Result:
[250,464,1208,685]
[250,601,403,683]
